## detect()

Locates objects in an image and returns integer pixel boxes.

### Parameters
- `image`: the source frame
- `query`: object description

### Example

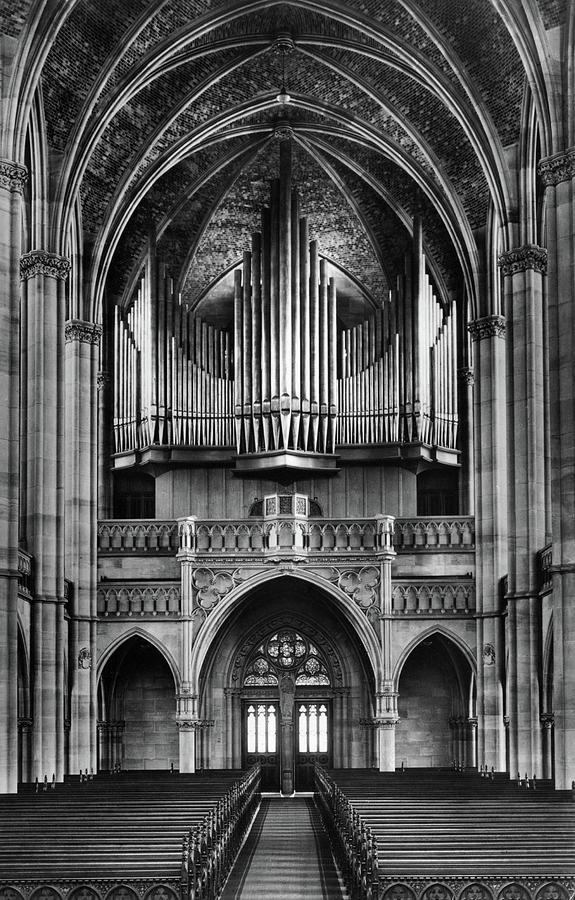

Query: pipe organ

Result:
[113,141,458,466]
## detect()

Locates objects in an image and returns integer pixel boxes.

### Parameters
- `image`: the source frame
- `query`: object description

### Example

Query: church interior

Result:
[1,0,575,897]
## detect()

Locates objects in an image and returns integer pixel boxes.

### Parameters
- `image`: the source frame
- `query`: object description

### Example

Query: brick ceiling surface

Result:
[15,0,565,308]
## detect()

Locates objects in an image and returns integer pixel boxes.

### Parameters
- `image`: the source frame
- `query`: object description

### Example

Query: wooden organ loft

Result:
[112,139,459,475]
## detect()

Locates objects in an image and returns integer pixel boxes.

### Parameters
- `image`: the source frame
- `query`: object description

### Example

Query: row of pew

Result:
[0,770,244,881]
[327,768,575,876]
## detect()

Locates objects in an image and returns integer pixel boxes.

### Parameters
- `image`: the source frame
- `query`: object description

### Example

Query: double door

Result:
[243,699,331,791]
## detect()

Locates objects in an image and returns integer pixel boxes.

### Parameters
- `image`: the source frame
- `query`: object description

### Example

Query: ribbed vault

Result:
[4,0,569,320]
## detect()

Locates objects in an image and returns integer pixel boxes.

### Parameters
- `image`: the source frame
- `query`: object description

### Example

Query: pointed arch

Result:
[96,626,181,690]
[394,624,476,688]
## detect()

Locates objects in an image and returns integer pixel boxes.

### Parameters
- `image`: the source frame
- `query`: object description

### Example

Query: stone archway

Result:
[97,636,178,771]
[195,576,376,790]
[395,632,475,769]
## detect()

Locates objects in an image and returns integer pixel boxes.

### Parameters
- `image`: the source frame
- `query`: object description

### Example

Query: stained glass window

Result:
[243,629,331,686]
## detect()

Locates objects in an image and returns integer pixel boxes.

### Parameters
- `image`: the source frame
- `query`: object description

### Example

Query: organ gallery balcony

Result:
[97,500,475,620]
[97,512,475,556]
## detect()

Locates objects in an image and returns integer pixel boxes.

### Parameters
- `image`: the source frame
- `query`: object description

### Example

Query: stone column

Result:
[0,159,26,793]
[18,717,33,783]
[375,514,398,770]
[458,366,475,514]
[177,516,200,772]
[540,713,554,780]
[20,249,70,783]
[279,673,295,794]
[65,320,102,777]
[466,717,478,769]
[468,315,507,772]
[538,148,575,789]
[499,245,547,779]
[97,370,112,518]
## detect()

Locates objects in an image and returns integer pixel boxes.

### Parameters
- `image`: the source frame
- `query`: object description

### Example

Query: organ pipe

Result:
[112,164,458,460]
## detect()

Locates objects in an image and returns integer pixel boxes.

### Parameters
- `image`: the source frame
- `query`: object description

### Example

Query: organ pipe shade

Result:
[112,146,458,459]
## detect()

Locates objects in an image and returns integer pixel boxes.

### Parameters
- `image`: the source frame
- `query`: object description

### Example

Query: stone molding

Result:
[0,158,27,193]
[467,315,506,342]
[538,148,575,186]
[20,250,71,281]
[65,319,103,344]
[498,245,547,276]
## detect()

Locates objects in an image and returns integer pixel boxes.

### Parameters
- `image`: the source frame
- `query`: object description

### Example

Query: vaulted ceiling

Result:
[5,0,566,318]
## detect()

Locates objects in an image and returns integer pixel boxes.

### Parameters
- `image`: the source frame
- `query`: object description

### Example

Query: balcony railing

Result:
[537,543,552,593]
[98,516,475,556]
[392,580,475,614]
[18,548,34,597]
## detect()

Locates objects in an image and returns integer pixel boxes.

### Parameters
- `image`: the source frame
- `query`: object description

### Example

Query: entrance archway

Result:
[97,636,178,771]
[240,626,334,792]
[395,632,475,769]
[196,576,375,791]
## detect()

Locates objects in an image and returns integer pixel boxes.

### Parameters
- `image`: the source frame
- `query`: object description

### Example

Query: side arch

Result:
[97,626,181,690]
[393,624,477,689]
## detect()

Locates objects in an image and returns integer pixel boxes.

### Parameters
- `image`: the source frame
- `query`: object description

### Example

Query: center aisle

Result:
[220,797,348,900]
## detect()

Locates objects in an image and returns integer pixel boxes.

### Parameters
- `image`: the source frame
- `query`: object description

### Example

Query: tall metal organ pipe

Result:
[112,150,459,460]
[233,138,338,456]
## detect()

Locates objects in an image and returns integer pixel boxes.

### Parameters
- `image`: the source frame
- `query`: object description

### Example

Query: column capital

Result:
[0,158,27,193]
[498,244,547,276]
[458,366,474,385]
[65,319,103,345]
[177,719,214,730]
[97,370,111,391]
[540,713,554,729]
[538,148,575,186]
[467,315,506,342]
[20,250,71,281]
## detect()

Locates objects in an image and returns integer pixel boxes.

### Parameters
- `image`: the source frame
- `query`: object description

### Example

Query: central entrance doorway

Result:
[240,627,333,792]
[243,698,331,791]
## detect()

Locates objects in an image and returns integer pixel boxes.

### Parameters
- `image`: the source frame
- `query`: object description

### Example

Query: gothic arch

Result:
[393,625,476,689]
[189,570,383,693]
[96,627,181,690]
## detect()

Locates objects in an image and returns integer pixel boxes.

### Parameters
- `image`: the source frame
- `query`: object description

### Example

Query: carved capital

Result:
[177,719,214,730]
[20,250,71,281]
[458,366,474,385]
[467,315,506,342]
[538,148,575,186]
[65,319,102,345]
[498,245,547,276]
[540,713,554,729]
[97,370,111,391]
[0,159,27,193]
